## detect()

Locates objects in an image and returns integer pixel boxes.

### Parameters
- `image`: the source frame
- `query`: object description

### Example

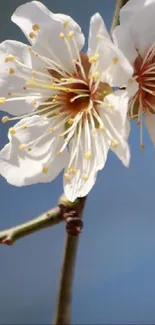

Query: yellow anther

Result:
[23,86,27,91]
[52,95,58,102]
[31,77,35,81]
[68,31,74,38]
[28,47,32,51]
[64,173,71,181]
[19,144,26,150]
[32,24,40,32]
[60,32,65,39]
[112,57,119,64]
[88,74,93,80]
[68,77,73,82]
[35,52,39,57]
[42,166,48,174]
[72,59,77,64]
[140,144,145,150]
[89,72,99,80]
[91,128,96,134]
[68,119,74,125]
[5,54,15,63]
[55,111,60,116]
[63,20,69,28]
[58,133,63,138]
[128,78,135,84]
[28,148,32,152]
[70,168,77,174]
[93,71,100,79]
[96,34,102,40]
[85,109,89,115]
[9,127,16,135]
[9,68,15,75]
[89,54,100,63]
[108,103,115,110]
[83,173,89,181]
[2,116,9,123]
[49,127,55,133]
[57,151,62,156]
[99,124,105,131]
[32,101,36,106]
[112,139,119,148]
[66,88,70,93]
[29,32,36,39]
[85,152,92,159]
[22,123,28,129]
[8,92,12,96]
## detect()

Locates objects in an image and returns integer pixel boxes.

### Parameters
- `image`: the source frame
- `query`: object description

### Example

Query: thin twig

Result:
[0,206,63,245]
[110,0,129,34]
[53,196,87,325]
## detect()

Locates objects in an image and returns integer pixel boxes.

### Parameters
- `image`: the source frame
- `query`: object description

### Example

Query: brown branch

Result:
[0,206,63,245]
[110,0,129,34]
[53,196,87,325]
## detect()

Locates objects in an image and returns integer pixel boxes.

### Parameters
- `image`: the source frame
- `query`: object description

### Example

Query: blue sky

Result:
[1,0,155,324]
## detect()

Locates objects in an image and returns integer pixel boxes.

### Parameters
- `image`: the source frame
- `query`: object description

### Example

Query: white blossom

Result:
[113,0,155,149]
[0,1,134,201]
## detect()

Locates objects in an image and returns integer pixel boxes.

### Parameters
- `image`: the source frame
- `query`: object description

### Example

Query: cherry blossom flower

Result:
[0,1,134,201]
[113,0,155,149]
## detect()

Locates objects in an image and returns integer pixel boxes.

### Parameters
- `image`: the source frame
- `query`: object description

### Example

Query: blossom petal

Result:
[99,90,131,167]
[0,40,42,115]
[63,128,97,202]
[63,119,110,202]
[119,1,155,57]
[0,40,53,116]
[120,0,155,24]
[11,1,85,72]
[112,26,137,64]
[88,13,133,87]
[0,115,69,186]
[145,112,155,146]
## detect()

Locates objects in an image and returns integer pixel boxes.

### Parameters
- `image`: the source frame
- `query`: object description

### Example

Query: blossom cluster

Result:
[0,0,154,201]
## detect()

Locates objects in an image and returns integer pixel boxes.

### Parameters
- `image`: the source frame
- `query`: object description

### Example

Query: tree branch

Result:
[53,196,87,325]
[110,0,129,34]
[0,206,63,245]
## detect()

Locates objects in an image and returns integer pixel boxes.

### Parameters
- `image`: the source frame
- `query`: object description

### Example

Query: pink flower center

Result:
[128,45,155,149]
[46,53,112,120]
[131,46,155,117]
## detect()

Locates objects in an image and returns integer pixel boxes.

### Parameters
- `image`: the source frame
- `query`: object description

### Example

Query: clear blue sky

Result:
[1,0,155,324]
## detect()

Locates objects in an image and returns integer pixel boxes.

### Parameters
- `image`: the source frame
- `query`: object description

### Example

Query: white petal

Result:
[64,120,110,202]
[87,13,133,87]
[99,90,131,167]
[93,129,109,170]
[0,115,69,186]
[88,12,111,47]
[112,26,137,64]
[120,0,155,24]
[0,40,51,115]
[103,90,130,131]
[145,112,155,146]
[119,2,155,57]
[63,128,95,202]
[11,1,85,72]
